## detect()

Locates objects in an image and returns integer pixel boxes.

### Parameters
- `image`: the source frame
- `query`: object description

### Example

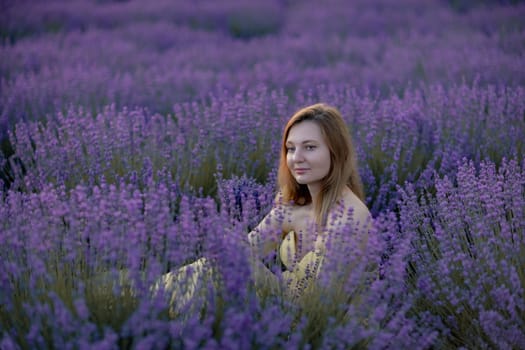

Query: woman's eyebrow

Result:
[286,139,318,145]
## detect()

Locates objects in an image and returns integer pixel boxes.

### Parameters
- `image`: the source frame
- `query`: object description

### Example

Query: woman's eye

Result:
[286,147,295,153]
[306,145,316,150]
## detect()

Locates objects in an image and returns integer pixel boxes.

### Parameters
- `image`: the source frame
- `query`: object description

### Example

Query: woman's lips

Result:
[294,168,309,175]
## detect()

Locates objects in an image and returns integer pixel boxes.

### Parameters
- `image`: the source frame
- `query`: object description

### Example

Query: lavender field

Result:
[1,0,525,348]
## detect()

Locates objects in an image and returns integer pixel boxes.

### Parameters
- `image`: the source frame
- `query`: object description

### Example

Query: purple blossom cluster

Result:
[0,175,433,348]
[4,82,524,214]
[398,158,525,348]
[1,0,525,348]
[1,0,524,133]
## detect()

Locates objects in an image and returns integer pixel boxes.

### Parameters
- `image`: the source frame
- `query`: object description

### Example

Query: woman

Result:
[160,103,372,314]
[248,103,372,301]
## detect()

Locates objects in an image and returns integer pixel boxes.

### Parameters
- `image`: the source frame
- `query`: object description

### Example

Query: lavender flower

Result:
[399,158,525,349]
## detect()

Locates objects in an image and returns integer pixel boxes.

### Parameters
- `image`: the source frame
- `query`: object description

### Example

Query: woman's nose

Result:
[292,149,304,162]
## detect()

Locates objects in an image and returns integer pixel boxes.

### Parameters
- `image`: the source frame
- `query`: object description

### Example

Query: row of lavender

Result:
[1,0,524,134]
[5,82,524,214]
[1,155,523,348]
[1,81,524,348]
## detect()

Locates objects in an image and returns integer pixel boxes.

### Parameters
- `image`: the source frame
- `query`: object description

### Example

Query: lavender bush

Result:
[0,176,432,349]
[399,158,525,348]
[4,82,524,214]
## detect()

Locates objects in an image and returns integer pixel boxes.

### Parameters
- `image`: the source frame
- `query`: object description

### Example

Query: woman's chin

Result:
[294,177,309,185]
[296,178,318,186]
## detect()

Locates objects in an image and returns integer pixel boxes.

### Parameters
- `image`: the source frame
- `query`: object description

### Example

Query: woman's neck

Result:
[306,183,322,204]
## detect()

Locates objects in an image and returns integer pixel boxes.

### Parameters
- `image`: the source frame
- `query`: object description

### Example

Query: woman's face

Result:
[285,121,331,188]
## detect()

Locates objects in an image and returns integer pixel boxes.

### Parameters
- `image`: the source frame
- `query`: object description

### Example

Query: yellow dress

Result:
[156,231,325,316]
[278,231,324,300]
[152,257,213,317]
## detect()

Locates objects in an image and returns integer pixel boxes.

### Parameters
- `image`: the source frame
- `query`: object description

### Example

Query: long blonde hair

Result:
[277,103,364,227]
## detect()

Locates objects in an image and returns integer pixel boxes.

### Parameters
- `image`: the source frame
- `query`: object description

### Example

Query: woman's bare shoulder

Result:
[341,188,372,227]
[320,189,371,249]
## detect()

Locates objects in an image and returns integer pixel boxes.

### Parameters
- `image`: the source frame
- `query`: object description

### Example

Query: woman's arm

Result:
[246,204,288,297]
[247,205,285,258]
